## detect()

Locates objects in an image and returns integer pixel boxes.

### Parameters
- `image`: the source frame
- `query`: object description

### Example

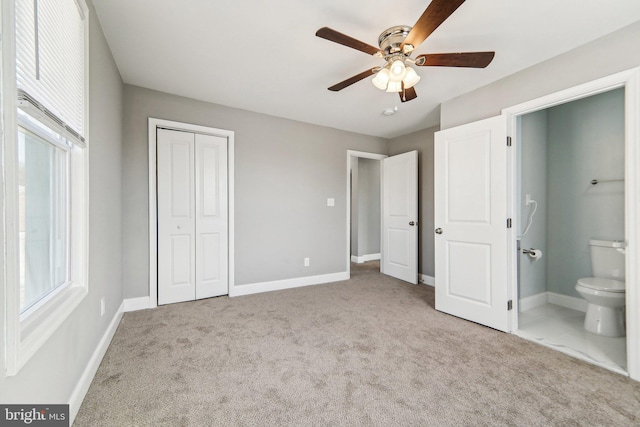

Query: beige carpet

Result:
[75,262,640,426]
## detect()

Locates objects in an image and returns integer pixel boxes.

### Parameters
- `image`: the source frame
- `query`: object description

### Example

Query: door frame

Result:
[502,67,640,380]
[148,118,235,308]
[346,150,387,278]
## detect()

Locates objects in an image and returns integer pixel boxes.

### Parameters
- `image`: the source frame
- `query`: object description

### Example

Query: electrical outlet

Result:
[100,297,105,316]
[525,194,532,205]
[304,257,310,267]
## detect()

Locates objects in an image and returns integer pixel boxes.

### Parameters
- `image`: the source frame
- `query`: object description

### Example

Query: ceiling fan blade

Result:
[401,0,465,50]
[415,52,495,68]
[399,86,418,103]
[328,69,376,91]
[316,27,381,56]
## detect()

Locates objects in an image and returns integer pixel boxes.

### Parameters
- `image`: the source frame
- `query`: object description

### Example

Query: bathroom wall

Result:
[519,110,549,299]
[546,88,625,298]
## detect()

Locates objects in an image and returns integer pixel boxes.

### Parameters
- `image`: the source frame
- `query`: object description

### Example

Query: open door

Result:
[434,116,510,332]
[382,151,418,284]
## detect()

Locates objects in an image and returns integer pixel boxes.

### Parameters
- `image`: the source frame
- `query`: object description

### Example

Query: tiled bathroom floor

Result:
[517,303,627,375]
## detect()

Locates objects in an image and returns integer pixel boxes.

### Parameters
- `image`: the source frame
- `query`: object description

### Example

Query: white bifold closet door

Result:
[157,128,228,305]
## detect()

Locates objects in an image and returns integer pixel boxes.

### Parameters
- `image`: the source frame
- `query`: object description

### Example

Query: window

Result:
[18,123,70,313]
[3,0,89,375]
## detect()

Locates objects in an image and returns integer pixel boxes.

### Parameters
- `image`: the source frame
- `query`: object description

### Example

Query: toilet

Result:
[575,239,626,337]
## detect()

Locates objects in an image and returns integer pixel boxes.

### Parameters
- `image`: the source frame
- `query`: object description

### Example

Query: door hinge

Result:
[507,136,512,146]
[507,300,513,311]
[507,218,512,229]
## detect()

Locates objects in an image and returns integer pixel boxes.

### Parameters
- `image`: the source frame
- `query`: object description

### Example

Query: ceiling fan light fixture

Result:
[386,80,402,93]
[389,60,406,81]
[372,67,390,90]
[402,66,420,89]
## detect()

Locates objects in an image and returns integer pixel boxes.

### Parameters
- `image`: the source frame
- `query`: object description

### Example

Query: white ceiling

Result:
[92,0,640,139]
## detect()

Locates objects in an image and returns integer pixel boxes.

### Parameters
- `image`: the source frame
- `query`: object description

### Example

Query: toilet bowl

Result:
[574,239,626,337]
[575,278,625,337]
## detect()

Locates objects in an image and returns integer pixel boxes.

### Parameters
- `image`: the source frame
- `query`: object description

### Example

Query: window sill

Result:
[7,283,87,376]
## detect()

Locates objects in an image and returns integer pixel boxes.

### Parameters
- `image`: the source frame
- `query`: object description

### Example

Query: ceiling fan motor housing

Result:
[378,25,412,56]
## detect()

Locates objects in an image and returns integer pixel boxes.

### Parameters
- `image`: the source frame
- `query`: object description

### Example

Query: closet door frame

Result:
[148,118,234,308]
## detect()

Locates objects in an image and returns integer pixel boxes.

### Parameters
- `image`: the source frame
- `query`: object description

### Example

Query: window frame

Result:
[17,121,72,314]
[2,0,89,376]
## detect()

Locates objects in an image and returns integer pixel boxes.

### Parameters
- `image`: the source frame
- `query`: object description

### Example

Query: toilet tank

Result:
[589,239,626,280]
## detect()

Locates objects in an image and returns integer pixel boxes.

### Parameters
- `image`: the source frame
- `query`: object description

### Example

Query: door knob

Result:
[435,228,443,234]
[409,221,417,226]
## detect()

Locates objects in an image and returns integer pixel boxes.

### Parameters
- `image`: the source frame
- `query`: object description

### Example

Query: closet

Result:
[157,128,228,305]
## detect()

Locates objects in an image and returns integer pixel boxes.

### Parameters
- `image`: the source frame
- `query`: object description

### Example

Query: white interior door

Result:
[158,129,196,305]
[382,151,418,284]
[434,115,510,332]
[195,133,228,299]
[158,129,228,305]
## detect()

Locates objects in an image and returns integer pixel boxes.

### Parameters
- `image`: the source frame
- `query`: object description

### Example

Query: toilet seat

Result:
[576,277,625,293]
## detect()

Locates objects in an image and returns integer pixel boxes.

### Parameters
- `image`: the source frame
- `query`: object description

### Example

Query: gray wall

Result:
[388,126,438,278]
[546,89,625,297]
[122,85,387,297]
[519,110,549,299]
[0,0,123,407]
[440,21,640,130]
[355,158,381,257]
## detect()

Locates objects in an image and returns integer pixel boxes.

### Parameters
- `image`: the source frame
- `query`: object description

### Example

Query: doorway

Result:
[350,156,382,265]
[434,68,640,380]
[347,151,386,278]
[515,88,626,374]
[346,150,419,283]
[148,118,235,308]
[503,68,640,379]
[156,128,228,305]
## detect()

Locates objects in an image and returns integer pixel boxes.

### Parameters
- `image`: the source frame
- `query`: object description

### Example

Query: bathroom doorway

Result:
[515,88,627,374]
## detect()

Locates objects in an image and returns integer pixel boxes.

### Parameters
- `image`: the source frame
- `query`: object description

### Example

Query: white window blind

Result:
[16,0,86,142]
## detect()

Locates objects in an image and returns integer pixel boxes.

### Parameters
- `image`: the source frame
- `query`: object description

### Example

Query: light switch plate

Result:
[327,198,335,207]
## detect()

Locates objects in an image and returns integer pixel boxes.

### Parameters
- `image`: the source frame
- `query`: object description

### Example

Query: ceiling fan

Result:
[315,0,494,102]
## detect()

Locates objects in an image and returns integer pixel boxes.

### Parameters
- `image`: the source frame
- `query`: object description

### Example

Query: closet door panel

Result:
[195,133,228,299]
[157,129,196,305]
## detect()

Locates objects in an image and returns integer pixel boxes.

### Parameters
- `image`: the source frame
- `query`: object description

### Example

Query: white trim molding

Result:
[420,274,435,287]
[148,118,235,308]
[547,292,588,313]
[230,272,349,297]
[350,253,381,264]
[122,297,151,312]
[518,292,549,312]
[69,301,124,425]
[519,292,588,313]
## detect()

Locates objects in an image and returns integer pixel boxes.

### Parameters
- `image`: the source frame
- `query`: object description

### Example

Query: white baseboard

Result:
[122,296,151,312]
[519,291,587,313]
[548,292,588,312]
[519,292,549,312]
[420,274,435,287]
[230,271,349,297]
[69,300,125,424]
[350,253,381,263]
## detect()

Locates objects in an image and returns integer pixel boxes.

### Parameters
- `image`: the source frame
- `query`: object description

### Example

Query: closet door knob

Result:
[435,228,443,234]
